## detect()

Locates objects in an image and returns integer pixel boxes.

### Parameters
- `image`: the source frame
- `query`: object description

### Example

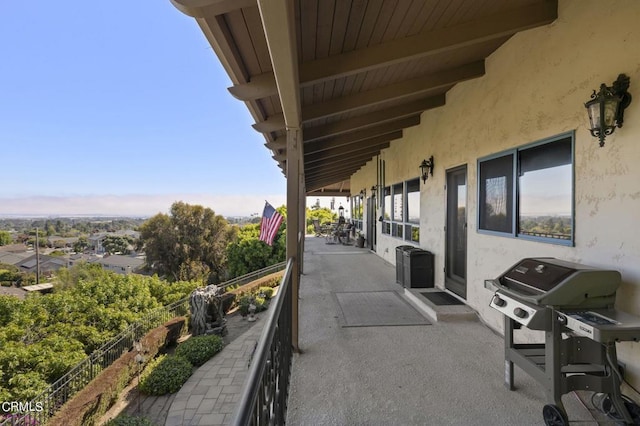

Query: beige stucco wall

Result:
[351,0,640,385]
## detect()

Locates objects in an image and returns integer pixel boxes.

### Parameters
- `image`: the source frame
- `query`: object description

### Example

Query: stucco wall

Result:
[351,0,640,385]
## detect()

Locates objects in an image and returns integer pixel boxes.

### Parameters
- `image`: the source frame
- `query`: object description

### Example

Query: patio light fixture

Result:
[419,156,435,183]
[360,189,366,198]
[370,185,376,196]
[338,205,345,218]
[585,74,632,147]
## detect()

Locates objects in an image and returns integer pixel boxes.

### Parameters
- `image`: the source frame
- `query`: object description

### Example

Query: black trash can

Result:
[395,245,413,285]
[403,248,434,288]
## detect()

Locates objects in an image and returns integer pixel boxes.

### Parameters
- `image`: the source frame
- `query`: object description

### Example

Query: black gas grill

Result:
[488,258,640,425]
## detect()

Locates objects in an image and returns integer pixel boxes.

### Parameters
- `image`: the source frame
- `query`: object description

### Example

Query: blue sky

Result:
[0,1,291,217]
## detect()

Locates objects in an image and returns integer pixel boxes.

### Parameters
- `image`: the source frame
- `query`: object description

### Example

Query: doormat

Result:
[334,291,431,327]
[420,291,464,306]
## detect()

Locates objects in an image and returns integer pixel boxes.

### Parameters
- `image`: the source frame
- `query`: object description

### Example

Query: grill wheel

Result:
[543,404,568,426]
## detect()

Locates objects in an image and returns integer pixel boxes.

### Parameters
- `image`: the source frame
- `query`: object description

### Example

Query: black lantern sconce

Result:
[585,74,632,147]
[370,185,377,197]
[338,205,345,218]
[419,156,435,183]
[359,189,366,198]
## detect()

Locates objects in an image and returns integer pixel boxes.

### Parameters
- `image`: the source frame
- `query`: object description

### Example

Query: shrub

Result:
[175,335,224,367]
[237,294,264,315]
[138,355,192,396]
[257,286,274,299]
[106,414,155,426]
[254,296,267,312]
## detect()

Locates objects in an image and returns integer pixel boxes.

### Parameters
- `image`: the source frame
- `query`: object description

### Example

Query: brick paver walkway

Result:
[164,318,265,426]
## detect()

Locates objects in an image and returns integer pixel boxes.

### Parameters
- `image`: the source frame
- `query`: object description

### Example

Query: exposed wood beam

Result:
[307,168,363,189]
[257,0,301,352]
[305,160,377,183]
[303,96,444,142]
[306,129,402,156]
[305,151,379,174]
[265,136,286,150]
[253,114,285,133]
[305,140,390,165]
[302,62,483,122]
[228,71,278,100]
[306,189,351,197]
[307,171,360,188]
[257,0,300,126]
[253,65,476,132]
[171,0,256,18]
[300,0,556,86]
[275,125,402,158]
[227,1,557,100]
[307,178,356,192]
[305,116,416,154]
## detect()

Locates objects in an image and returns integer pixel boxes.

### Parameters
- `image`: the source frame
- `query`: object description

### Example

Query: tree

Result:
[139,202,237,283]
[226,206,286,278]
[0,230,11,246]
[102,235,132,255]
[0,263,200,401]
[306,207,335,234]
[73,236,88,253]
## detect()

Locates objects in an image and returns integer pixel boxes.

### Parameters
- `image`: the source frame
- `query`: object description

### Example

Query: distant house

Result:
[67,253,99,267]
[0,243,29,254]
[95,254,145,275]
[15,254,69,276]
[47,236,79,249]
[88,233,107,254]
[0,251,30,266]
[87,230,138,254]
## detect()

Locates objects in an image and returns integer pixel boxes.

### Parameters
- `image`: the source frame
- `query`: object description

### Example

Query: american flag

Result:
[259,201,284,246]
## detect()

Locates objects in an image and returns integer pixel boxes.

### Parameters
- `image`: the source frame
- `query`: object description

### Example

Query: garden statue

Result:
[189,284,227,337]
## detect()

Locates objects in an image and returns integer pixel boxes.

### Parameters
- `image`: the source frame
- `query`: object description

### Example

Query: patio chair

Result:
[339,223,354,244]
[312,219,322,237]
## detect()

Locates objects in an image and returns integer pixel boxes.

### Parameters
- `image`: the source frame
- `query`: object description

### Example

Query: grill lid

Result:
[494,258,621,308]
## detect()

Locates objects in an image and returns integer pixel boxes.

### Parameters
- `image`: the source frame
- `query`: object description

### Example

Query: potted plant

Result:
[356,231,365,248]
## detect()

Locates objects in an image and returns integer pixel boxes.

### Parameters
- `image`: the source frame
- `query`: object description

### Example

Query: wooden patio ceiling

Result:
[172,0,557,195]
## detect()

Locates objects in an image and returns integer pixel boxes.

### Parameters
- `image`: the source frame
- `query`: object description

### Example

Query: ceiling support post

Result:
[286,127,301,353]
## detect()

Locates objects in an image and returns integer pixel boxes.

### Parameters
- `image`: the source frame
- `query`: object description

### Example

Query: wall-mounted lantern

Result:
[370,185,377,196]
[359,189,366,198]
[419,156,435,183]
[585,74,632,147]
[338,205,344,218]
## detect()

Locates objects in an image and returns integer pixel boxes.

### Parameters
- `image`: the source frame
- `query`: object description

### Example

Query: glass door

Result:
[445,166,467,299]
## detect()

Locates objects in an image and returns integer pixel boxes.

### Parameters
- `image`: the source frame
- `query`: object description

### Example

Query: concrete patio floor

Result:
[286,237,600,425]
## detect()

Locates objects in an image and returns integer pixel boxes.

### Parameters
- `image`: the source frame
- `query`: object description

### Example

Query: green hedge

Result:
[138,355,193,396]
[49,317,186,426]
[175,335,224,367]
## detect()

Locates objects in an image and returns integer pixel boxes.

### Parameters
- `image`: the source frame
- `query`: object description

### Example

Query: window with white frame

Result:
[381,178,420,242]
[405,178,420,242]
[351,195,363,230]
[477,133,574,245]
[383,186,391,235]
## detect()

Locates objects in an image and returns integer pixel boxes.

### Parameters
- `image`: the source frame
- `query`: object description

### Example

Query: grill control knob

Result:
[514,308,528,319]
[492,295,507,307]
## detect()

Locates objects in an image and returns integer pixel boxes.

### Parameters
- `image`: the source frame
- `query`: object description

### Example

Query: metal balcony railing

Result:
[0,261,287,425]
[231,257,294,425]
